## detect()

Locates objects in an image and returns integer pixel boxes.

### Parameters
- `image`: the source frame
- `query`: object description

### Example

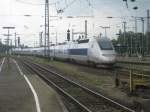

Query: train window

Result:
[98,38,113,50]
[77,39,89,44]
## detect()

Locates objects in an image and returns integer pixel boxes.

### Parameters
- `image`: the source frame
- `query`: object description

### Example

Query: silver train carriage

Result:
[13,37,116,66]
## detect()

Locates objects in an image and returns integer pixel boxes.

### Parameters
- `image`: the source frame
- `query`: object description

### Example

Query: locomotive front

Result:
[96,37,116,65]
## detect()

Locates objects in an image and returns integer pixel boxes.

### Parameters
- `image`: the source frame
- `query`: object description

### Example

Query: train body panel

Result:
[12,37,117,66]
[54,44,69,59]
[68,42,89,62]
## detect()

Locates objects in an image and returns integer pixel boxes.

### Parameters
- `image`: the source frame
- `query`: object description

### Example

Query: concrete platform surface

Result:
[18,59,68,112]
[0,57,67,112]
[0,58,36,112]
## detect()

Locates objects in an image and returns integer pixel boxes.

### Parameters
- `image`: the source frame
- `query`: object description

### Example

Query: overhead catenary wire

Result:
[15,0,57,6]
[56,0,78,12]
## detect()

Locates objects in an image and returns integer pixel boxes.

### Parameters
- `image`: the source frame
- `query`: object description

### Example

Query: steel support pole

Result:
[141,18,144,56]
[72,29,74,41]
[44,0,47,56]
[129,69,133,93]
[47,1,50,57]
[104,28,107,37]
[134,18,138,55]
[45,0,50,57]
[131,34,133,56]
[85,20,87,38]
[15,32,17,48]
[147,10,150,54]
[123,22,126,46]
[56,31,57,45]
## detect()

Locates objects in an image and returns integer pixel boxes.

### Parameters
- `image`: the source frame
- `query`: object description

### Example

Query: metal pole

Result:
[123,22,126,46]
[41,32,43,47]
[131,34,133,56]
[85,20,87,38]
[47,1,50,57]
[147,10,150,33]
[56,31,57,45]
[39,32,43,47]
[114,70,119,87]
[15,32,16,48]
[141,18,144,56]
[18,37,20,48]
[45,0,46,56]
[72,29,74,41]
[2,27,15,54]
[45,0,50,57]
[147,10,150,54]
[39,32,41,47]
[129,69,133,93]
[10,39,12,55]
[135,17,137,33]
[104,28,107,37]
[99,26,110,37]
[135,18,138,55]
[7,29,10,54]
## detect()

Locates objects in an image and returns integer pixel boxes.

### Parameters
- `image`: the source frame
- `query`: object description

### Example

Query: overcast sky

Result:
[0,0,150,47]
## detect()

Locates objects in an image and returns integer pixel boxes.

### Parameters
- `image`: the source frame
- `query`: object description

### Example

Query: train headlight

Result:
[102,54,116,57]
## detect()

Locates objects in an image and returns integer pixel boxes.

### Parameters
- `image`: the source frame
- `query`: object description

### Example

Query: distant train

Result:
[13,36,117,67]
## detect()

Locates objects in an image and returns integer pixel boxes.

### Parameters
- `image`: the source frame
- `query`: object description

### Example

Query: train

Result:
[12,36,117,67]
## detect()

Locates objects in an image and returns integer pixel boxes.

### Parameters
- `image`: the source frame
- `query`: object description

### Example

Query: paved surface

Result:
[18,59,68,112]
[0,57,67,112]
[0,58,36,112]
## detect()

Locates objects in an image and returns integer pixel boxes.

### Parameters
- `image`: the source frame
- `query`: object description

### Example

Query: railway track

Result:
[116,63,150,77]
[25,55,150,75]
[117,60,150,66]
[18,58,135,112]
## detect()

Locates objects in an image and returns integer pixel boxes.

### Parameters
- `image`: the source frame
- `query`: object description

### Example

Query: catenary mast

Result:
[45,0,50,57]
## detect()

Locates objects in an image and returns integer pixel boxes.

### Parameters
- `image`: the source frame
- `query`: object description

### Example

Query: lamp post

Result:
[99,26,110,37]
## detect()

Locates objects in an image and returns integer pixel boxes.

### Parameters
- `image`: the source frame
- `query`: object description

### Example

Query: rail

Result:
[19,58,135,112]
[116,67,150,93]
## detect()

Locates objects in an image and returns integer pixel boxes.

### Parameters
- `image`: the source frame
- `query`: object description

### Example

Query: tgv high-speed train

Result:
[13,36,116,66]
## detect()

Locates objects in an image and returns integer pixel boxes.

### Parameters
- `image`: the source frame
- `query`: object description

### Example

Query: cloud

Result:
[0,0,150,46]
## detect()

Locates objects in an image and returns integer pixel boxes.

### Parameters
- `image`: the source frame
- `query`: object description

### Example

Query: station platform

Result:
[0,57,67,112]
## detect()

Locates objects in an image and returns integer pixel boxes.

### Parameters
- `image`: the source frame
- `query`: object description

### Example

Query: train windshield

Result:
[98,38,113,50]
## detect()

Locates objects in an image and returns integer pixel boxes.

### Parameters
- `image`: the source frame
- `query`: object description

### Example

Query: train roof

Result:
[13,36,111,51]
[13,47,45,51]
